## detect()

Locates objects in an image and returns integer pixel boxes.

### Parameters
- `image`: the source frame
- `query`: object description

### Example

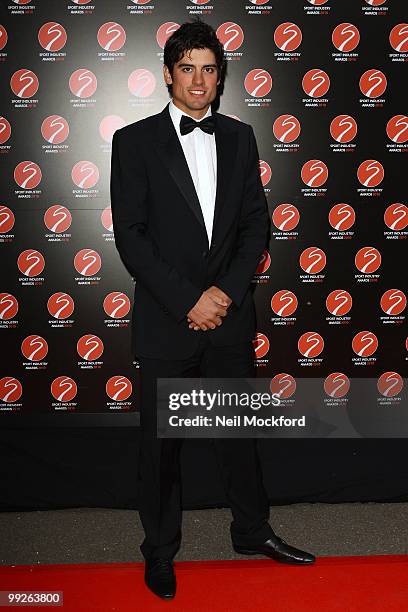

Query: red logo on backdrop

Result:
[0,25,8,51]
[10,69,39,98]
[97,22,126,51]
[77,334,104,361]
[271,290,298,317]
[0,116,11,144]
[14,161,42,189]
[255,250,271,274]
[128,69,156,97]
[328,203,355,231]
[300,247,326,274]
[44,205,72,233]
[41,115,69,144]
[270,374,296,399]
[21,335,48,361]
[274,23,302,52]
[259,160,271,186]
[253,333,269,359]
[99,116,126,142]
[0,377,22,403]
[156,22,180,49]
[250,0,270,4]
[326,290,352,316]
[131,0,151,4]
[12,0,32,5]
[301,160,328,187]
[272,204,300,231]
[38,22,67,52]
[357,160,384,187]
[377,372,403,397]
[298,332,324,358]
[72,0,92,4]
[47,292,74,319]
[0,206,15,233]
[106,376,132,401]
[192,0,211,4]
[17,249,45,276]
[216,22,244,51]
[330,115,357,143]
[0,293,18,320]
[307,0,328,4]
[355,247,381,273]
[302,69,330,98]
[359,69,387,98]
[386,115,408,143]
[389,24,408,52]
[244,69,272,97]
[384,203,408,230]
[71,161,99,188]
[365,0,386,5]
[103,292,131,318]
[74,249,102,276]
[273,115,301,143]
[380,289,406,315]
[101,207,113,232]
[324,373,350,398]
[259,159,272,187]
[69,69,97,98]
[352,331,378,356]
[51,377,77,402]
[332,23,360,52]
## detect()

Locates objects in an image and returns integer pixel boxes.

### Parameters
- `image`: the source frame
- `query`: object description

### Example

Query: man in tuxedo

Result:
[111,19,315,600]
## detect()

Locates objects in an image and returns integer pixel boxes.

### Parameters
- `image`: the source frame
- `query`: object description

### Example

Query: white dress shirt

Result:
[168,99,217,247]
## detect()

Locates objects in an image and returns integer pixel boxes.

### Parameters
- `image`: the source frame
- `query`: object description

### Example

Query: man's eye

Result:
[180,67,215,72]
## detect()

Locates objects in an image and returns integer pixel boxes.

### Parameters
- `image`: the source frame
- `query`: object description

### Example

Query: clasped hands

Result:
[186,285,232,331]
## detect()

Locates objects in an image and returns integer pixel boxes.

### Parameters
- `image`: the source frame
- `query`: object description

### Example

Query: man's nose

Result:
[192,70,204,86]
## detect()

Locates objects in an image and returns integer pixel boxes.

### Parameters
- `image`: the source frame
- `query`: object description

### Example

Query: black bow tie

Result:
[180,114,215,136]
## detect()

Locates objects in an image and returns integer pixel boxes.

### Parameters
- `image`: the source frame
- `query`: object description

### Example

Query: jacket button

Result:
[202,251,209,259]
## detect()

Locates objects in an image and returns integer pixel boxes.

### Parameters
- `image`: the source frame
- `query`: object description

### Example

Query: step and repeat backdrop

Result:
[0,0,407,423]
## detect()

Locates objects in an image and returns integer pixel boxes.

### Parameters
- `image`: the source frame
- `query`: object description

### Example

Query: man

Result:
[110,19,315,600]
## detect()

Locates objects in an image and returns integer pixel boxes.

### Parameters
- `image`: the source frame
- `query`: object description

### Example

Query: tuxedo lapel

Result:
[212,113,238,242]
[152,104,239,242]
[153,105,206,231]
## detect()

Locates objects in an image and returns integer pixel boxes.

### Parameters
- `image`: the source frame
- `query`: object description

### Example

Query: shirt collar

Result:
[169,99,212,137]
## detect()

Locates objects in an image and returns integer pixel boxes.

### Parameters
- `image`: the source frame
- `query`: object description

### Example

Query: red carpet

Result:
[1,556,408,611]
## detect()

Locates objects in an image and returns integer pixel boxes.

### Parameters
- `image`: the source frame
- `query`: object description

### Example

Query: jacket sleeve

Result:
[110,129,203,323]
[214,125,270,307]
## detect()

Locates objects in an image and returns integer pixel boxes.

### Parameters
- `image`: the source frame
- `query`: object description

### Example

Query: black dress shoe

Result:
[233,534,315,564]
[145,558,176,599]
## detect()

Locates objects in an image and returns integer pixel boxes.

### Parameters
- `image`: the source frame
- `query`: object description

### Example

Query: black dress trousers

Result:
[136,333,275,561]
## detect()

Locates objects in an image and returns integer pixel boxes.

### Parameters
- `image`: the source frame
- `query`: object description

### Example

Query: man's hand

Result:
[187,286,232,331]
[205,286,232,309]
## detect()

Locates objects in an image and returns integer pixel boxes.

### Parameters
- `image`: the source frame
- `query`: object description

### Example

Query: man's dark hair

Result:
[163,19,226,97]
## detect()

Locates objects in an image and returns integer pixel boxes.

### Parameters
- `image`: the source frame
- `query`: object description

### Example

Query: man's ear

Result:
[163,64,172,86]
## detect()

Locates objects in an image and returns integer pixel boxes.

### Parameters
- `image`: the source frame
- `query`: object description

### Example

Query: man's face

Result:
[163,47,220,119]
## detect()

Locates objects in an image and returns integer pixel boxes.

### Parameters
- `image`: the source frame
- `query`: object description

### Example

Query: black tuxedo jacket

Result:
[110,103,270,359]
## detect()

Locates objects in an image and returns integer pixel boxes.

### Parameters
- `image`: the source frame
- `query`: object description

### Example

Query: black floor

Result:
[1,502,407,565]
